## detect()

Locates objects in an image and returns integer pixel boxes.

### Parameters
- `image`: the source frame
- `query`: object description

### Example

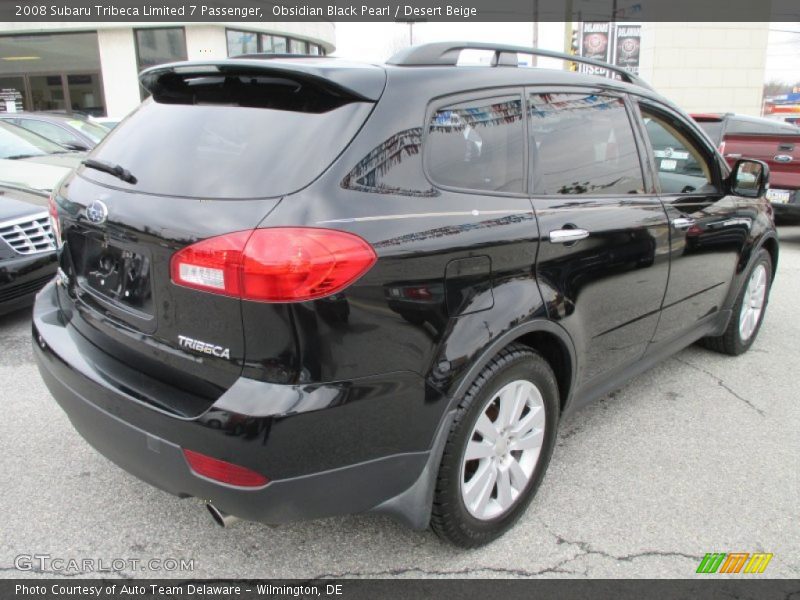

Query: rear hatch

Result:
[55,58,383,416]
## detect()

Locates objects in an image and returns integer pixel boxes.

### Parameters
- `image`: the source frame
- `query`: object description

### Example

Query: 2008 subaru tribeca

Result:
[34,42,778,547]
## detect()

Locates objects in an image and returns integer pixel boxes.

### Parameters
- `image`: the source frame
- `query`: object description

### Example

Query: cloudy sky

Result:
[333,22,800,84]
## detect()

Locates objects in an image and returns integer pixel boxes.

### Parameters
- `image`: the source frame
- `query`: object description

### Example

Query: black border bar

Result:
[2,0,800,22]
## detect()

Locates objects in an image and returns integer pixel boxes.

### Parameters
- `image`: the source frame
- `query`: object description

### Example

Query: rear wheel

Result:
[430,344,559,547]
[702,249,772,356]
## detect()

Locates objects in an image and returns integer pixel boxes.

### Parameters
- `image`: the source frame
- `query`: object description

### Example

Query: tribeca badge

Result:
[696,552,773,574]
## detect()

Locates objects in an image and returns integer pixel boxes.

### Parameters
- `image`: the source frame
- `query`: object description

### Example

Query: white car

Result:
[0,121,84,192]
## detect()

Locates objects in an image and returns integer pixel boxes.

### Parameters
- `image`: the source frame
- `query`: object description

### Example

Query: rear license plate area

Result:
[71,232,154,319]
[767,188,791,204]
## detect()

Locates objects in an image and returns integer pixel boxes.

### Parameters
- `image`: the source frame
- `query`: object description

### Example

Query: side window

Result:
[18,120,76,147]
[426,94,524,193]
[528,92,644,195]
[640,106,719,195]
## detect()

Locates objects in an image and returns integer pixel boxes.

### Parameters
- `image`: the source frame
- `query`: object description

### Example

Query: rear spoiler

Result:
[139,58,386,103]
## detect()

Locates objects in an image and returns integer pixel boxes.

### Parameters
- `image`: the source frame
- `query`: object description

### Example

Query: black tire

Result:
[430,343,559,548]
[701,249,772,356]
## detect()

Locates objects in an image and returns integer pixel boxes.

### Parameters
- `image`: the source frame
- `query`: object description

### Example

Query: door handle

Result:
[549,228,590,243]
[671,217,695,230]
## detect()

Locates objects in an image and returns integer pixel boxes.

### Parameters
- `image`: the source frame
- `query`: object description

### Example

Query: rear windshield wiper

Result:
[82,158,137,184]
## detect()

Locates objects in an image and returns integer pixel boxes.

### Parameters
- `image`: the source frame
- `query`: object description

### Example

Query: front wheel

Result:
[702,249,772,356]
[430,344,559,548]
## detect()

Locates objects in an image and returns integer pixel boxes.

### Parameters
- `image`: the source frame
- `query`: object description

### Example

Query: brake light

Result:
[718,141,726,156]
[170,228,377,302]
[48,194,62,248]
[183,449,269,487]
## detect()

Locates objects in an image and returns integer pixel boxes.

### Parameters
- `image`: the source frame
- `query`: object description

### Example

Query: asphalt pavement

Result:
[1,227,798,579]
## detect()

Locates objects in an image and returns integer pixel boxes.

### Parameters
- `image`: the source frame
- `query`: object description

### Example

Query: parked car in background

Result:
[35,43,778,548]
[91,116,123,130]
[693,113,800,222]
[0,183,57,315]
[0,112,109,151]
[0,121,84,192]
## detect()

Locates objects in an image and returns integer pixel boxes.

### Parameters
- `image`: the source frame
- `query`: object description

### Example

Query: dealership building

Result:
[0,22,335,118]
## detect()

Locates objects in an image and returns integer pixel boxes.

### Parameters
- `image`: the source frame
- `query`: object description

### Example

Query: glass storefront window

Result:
[67,73,103,115]
[135,28,187,70]
[289,39,308,54]
[224,31,318,57]
[261,34,287,54]
[0,32,105,115]
[0,76,25,112]
[227,30,258,57]
[29,75,66,111]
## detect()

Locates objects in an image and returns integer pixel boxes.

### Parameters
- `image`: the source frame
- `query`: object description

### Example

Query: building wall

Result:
[0,22,336,117]
[96,28,140,117]
[639,22,768,116]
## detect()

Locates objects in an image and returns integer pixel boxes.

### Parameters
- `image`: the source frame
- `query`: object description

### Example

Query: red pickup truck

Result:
[692,113,800,222]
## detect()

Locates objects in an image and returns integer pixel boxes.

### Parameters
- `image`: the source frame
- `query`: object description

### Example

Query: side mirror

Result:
[729,159,769,198]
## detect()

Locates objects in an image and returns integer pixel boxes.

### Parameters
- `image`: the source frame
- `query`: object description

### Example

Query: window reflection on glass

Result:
[67,73,103,115]
[289,39,308,54]
[261,35,287,53]
[135,28,187,69]
[17,119,77,146]
[28,75,66,112]
[528,93,644,195]
[226,30,258,56]
[427,96,525,193]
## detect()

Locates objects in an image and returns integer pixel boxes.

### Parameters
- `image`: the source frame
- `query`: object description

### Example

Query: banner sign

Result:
[614,24,641,75]
[579,22,611,76]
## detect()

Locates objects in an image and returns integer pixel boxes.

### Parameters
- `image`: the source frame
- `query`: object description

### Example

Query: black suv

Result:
[33,43,778,547]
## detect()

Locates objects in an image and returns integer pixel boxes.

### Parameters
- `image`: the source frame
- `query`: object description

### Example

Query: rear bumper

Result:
[0,251,56,316]
[771,189,800,222]
[33,281,442,527]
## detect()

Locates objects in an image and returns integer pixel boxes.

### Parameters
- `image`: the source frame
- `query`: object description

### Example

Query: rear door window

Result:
[425,93,525,193]
[527,92,644,195]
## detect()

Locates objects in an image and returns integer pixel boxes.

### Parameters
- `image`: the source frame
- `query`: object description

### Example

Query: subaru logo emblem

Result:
[86,200,108,225]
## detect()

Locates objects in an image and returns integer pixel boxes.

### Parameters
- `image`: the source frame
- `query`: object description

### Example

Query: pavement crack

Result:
[672,356,765,416]
[313,564,582,578]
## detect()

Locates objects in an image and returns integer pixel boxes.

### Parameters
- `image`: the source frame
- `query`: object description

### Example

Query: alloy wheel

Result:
[738,264,767,341]
[460,379,546,520]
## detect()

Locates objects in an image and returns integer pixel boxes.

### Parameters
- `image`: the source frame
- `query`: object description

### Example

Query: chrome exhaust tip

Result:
[206,503,239,528]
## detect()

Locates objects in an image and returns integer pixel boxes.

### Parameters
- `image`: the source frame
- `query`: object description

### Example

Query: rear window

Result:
[0,120,66,158]
[426,94,525,193]
[67,119,109,144]
[696,120,723,145]
[85,98,373,199]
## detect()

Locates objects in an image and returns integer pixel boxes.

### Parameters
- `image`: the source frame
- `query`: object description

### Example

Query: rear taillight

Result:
[48,194,62,248]
[183,449,269,487]
[718,141,726,156]
[170,228,377,302]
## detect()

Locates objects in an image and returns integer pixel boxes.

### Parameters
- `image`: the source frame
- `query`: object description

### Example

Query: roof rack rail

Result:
[386,42,651,90]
